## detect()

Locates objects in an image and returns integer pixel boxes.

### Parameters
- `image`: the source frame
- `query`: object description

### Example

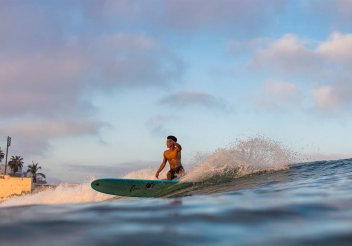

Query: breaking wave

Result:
[0,136,298,207]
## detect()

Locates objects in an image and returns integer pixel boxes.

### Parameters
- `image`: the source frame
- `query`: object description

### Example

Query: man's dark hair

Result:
[167,135,177,142]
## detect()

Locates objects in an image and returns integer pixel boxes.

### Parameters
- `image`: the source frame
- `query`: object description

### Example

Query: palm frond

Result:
[37,173,46,179]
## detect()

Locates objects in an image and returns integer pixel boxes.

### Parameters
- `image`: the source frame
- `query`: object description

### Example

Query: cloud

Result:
[0,120,105,155]
[317,32,352,66]
[256,80,302,110]
[312,85,338,110]
[0,49,91,118]
[0,33,183,118]
[265,80,301,102]
[93,33,184,89]
[250,33,352,75]
[248,33,352,113]
[0,0,185,157]
[0,0,186,119]
[250,34,323,75]
[0,0,285,120]
[314,0,352,22]
[0,1,65,53]
[159,91,227,110]
[79,0,287,33]
[313,80,352,112]
[3,0,330,55]
[160,0,286,31]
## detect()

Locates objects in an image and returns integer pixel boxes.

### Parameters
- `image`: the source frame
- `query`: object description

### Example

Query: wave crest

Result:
[183,136,297,182]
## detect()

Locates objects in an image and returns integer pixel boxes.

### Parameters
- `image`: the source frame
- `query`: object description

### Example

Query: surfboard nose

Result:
[91,180,100,190]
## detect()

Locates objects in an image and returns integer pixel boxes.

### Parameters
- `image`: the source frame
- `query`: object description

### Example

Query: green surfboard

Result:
[91,178,193,197]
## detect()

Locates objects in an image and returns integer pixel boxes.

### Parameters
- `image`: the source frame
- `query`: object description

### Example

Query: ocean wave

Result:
[182,136,297,183]
[0,136,299,207]
[0,179,113,208]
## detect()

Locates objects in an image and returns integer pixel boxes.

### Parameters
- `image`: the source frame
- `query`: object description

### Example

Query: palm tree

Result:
[27,161,46,183]
[0,148,4,174]
[8,155,24,175]
[0,148,4,163]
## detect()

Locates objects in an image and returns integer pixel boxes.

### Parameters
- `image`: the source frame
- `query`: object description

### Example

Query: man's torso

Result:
[164,148,181,169]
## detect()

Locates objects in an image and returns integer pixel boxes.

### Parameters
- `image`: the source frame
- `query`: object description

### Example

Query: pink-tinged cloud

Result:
[161,0,286,31]
[250,34,322,74]
[317,33,352,65]
[0,1,185,157]
[81,0,287,32]
[159,91,227,110]
[0,120,104,155]
[0,33,183,118]
[249,33,352,112]
[94,33,184,89]
[313,80,352,112]
[0,49,91,117]
[315,0,352,22]
[312,85,339,110]
[256,80,302,110]
[0,0,184,119]
[0,1,66,53]
[329,0,352,15]
[265,81,301,102]
[250,33,352,75]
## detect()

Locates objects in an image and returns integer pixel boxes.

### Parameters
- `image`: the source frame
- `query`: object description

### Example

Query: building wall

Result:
[0,175,32,200]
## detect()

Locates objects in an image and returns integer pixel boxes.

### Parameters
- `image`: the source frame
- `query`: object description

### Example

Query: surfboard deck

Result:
[91,178,193,197]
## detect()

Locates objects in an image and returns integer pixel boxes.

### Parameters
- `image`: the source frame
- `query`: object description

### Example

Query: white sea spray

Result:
[183,136,298,182]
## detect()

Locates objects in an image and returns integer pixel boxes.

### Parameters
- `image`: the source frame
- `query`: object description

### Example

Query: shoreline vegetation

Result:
[1,142,50,201]
[0,152,47,184]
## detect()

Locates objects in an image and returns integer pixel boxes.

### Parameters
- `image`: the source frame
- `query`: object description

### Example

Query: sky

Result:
[0,0,352,183]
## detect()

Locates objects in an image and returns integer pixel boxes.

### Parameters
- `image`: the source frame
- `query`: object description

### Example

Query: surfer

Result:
[155,135,185,180]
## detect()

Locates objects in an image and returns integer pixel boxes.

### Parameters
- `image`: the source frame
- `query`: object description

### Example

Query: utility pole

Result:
[4,136,11,175]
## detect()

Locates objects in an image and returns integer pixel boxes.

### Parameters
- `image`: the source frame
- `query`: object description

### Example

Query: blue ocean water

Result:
[0,140,351,245]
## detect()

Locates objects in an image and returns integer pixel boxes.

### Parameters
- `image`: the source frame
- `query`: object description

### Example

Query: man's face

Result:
[166,139,174,148]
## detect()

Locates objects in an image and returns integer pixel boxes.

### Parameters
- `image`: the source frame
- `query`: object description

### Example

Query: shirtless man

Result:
[155,135,185,180]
